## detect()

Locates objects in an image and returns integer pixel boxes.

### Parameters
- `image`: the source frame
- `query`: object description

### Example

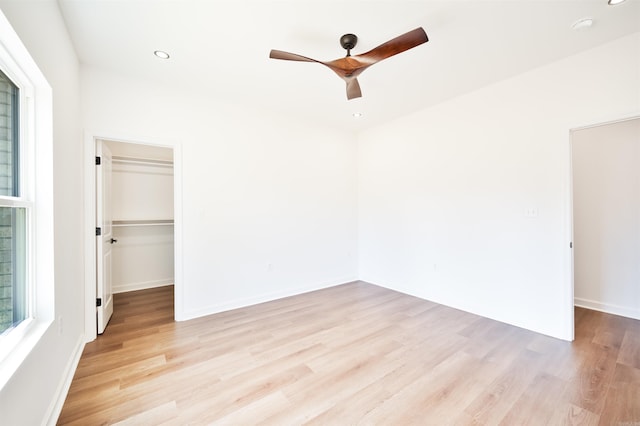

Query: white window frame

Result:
[0,10,54,389]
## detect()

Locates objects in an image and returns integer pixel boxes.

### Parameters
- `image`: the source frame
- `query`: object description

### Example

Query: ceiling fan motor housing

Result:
[340,33,358,55]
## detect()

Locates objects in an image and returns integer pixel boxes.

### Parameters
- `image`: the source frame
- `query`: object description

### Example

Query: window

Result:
[0,69,27,336]
[0,8,54,386]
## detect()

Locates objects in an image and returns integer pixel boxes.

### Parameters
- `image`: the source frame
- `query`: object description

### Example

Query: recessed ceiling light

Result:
[608,0,626,5]
[154,50,170,59]
[571,18,594,30]
[352,112,363,118]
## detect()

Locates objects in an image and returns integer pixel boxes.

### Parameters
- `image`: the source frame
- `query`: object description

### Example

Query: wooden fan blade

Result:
[269,50,318,63]
[346,78,362,100]
[269,27,427,100]
[356,27,428,64]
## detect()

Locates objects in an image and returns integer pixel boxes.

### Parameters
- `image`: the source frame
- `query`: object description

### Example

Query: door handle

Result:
[110,238,118,244]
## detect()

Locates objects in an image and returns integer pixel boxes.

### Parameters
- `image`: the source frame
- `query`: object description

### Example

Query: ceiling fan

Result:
[269,27,429,100]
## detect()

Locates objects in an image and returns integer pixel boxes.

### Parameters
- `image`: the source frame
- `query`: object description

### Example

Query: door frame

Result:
[564,113,639,341]
[569,114,640,330]
[83,131,184,342]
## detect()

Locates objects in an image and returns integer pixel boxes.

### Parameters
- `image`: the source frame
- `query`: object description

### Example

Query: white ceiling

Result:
[57,0,640,132]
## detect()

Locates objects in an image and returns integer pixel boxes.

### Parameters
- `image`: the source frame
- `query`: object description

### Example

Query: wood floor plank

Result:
[618,329,640,369]
[461,349,546,424]
[566,344,618,414]
[498,372,570,425]
[357,350,481,424]
[112,401,179,426]
[67,354,167,396]
[545,403,600,426]
[599,380,640,426]
[599,363,640,425]
[173,364,313,424]
[57,283,640,425]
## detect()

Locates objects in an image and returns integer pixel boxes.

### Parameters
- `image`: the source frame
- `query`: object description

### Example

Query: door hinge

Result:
[95,156,101,165]
[96,227,102,236]
[96,298,102,307]
[570,242,573,248]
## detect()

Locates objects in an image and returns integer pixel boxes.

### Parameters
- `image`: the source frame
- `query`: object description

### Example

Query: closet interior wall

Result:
[105,140,174,294]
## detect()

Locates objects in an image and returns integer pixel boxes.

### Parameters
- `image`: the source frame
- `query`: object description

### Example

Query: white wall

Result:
[0,1,84,425]
[81,66,358,320]
[111,161,174,221]
[357,33,640,340]
[572,118,640,319]
[112,224,175,293]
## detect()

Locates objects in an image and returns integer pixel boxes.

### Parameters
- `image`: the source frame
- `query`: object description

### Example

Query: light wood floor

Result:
[58,282,640,425]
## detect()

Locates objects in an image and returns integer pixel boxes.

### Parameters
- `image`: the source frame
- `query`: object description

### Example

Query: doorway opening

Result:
[84,134,182,341]
[571,116,640,322]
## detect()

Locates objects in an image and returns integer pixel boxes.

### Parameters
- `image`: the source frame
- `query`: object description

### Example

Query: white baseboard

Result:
[574,297,640,320]
[45,334,85,426]
[362,277,573,341]
[113,278,174,294]
[180,275,358,321]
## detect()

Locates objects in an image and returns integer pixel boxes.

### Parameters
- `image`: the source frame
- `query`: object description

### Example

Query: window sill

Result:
[0,318,52,390]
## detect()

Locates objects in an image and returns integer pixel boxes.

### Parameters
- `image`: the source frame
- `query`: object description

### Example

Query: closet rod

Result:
[112,155,173,168]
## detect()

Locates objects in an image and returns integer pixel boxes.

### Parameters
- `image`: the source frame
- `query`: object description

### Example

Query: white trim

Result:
[82,132,96,342]
[0,197,33,208]
[83,131,183,341]
[180,276,358,321]
[564,128,575,341]
[0,7,55,387]
[113,279,173,294]
[0,318,45,389]
[570,114,640,133]
[43,335,85,426]
[575,297,640,321]
[362,277,574,341]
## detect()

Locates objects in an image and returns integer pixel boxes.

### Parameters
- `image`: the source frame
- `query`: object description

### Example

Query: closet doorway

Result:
[571,116,640,321]
[85,135,180,340]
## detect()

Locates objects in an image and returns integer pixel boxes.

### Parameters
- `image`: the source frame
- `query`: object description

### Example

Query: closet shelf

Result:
[112,219,174,227]
[112,155,173,168]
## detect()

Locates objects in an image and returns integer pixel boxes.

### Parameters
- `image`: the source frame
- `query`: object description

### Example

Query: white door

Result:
[96,140,114,334]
